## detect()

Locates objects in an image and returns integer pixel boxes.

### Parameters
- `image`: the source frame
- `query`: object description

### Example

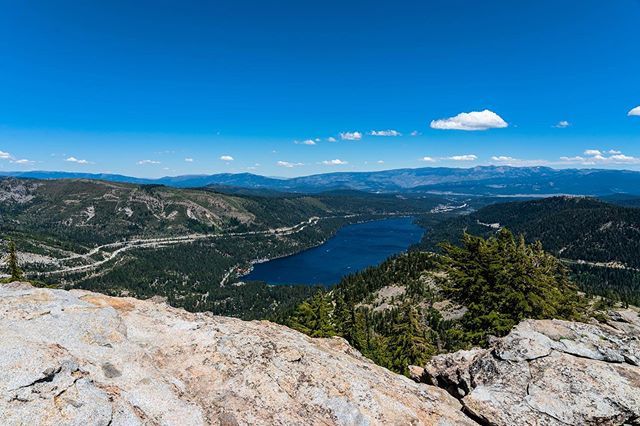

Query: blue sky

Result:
[1,0,639,177]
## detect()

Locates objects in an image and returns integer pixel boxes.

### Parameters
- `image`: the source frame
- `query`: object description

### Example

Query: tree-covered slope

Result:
[421,196,640,267]
[419,196,640,304]
[286,230,584,375]
[0,177,447,319]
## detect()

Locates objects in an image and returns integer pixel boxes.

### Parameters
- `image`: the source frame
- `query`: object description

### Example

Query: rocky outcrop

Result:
[0,282,473,425]
[419,310,640,425]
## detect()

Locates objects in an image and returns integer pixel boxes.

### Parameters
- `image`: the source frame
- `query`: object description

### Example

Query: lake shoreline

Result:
[241,216,424,287]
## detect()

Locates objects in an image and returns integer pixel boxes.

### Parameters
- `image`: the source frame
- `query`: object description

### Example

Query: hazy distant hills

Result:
[3,166,640,196]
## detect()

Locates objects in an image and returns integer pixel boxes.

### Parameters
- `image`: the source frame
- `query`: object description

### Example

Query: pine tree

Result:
[388,305,434,374]
[439,228,581,343]
[7,240,24,281]
[287,292,336,337]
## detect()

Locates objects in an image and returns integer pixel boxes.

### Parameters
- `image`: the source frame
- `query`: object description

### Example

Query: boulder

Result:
[422,311,640,425]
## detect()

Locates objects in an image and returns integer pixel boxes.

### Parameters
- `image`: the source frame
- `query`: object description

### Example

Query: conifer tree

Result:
[7,240,24,281]
[287,292,336,337]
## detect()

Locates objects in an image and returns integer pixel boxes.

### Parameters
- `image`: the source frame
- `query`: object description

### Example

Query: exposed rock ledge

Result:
[0,283,473,425]
[416,309,640,426]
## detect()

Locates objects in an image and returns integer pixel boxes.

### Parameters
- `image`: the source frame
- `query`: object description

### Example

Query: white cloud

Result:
[610,154,638,162]
[488,156,550,166]
[219,155,234,161]
[447,154,478,161]
[554,120,570,128]
[137,160,161,165]
[322,159,348,165]
[276,161,304,168]
[369,129,401,137]
[340,131,362,141]
[421,156,436,162]
[65,156,91,165]
[560,156,586,162]
[294,139,316,145]
[410,130,421,136]
[0,150,35,165]
[628,106,640,116]
[430,109,508,131]
[327,137,337,142]
[184,158,194,162]
[377,160,385,164]
[12,159,34,165]
[491,156,517,162]
[560,150,640,165]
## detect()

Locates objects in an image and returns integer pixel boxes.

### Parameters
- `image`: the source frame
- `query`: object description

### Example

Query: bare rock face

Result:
[421,311,640,426]
[0,282,473,425]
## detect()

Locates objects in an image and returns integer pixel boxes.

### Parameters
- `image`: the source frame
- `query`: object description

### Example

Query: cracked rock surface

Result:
[421,310,640,425]
[0,282,473,425]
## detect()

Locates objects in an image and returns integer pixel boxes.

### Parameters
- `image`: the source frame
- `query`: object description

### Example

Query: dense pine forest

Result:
[418,196,640,305]
[285,229,585,375]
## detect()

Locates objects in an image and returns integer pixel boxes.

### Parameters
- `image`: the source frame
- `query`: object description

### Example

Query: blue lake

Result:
[244,217,424,286]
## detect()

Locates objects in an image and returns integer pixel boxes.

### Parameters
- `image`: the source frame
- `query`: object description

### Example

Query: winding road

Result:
[33,216,321,277]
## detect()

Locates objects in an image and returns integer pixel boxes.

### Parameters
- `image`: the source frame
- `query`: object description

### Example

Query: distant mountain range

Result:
[3,166,640,196]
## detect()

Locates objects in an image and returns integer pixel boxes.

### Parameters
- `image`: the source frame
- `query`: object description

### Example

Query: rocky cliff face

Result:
[3,282,639,426]
[0,282,472,425]
[418,310,640,425]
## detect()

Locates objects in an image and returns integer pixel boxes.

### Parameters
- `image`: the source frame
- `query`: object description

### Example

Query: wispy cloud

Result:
[137,159,161,165]
[491,156,516,162]
[65,156,92,165]
[276,160,304,168]
[322,159,348,165]
[553,120,570,128]
[559,156,585,162]
[340,131,362,141]
[369,129,401,137]
[377,160,385,164]
[0,150,35,165]
[431,109,508,131]
[220,155,234,161]
[326,137,337,142]
[490,156,550,166]
[421,156,436,162]
[410,130,421,136]
[446,154,478,161]
[628,106,640,116]
[184,157,194,162]
[560,149,640,165]
[294,139,316,145]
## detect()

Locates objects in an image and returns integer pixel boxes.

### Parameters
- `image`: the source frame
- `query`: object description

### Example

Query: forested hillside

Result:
[419,196,640,304]
[286,230,584,375]
[0,177,448,318]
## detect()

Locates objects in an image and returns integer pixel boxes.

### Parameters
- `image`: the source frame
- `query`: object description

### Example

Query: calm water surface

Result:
[244,217,424,286]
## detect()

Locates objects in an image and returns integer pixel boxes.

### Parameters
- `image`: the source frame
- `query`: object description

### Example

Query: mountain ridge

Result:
[4,165,640,195]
